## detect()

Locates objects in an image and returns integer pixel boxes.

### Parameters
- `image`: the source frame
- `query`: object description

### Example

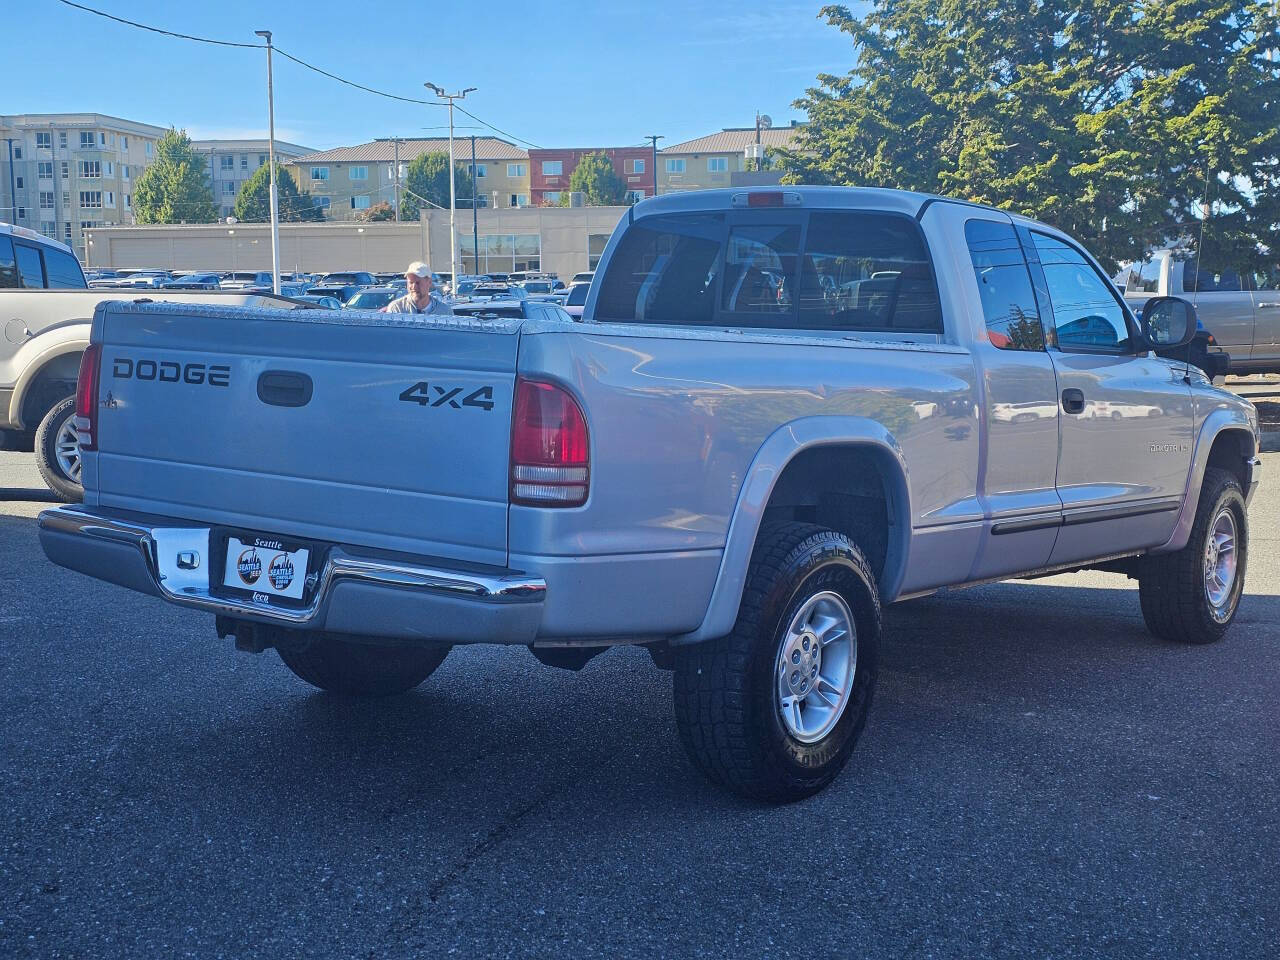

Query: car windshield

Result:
[566,283,590,306]
[347,290,396,309]
[322,273,359,284]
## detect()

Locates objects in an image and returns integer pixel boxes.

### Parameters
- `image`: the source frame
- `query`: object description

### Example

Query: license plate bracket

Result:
[211,529,322,607]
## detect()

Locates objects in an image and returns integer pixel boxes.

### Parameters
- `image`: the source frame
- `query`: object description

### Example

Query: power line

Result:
[273,48,436,106]
[55,0,261,47]
[453,105,543,150]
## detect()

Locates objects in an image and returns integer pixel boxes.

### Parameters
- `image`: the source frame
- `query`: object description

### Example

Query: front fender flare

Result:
[1154,408,1257,554]
[671,416,912,645]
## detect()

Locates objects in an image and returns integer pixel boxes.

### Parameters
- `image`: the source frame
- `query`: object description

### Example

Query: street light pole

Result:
[646,135,663,197]
[255,29,281,295]
[425,83,476,284]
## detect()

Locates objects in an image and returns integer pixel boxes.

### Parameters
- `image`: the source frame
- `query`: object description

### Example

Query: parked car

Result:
[306,283,362,303]
[1115,248,1280,375]
[36,187,1260,802]
[220,271,276,291]
[450,299,574,322]
[345,287,401,310]
[162,272,222,290]
[571,271,594,285]
[562,281,590,319]
[288,294,343,309]
[317,271,376,288]
[90,269,171,290]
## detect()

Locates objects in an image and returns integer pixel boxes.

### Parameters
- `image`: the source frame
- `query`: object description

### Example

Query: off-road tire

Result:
[276,635,451,696]
[673,522,881,802]
[1138,467,1247,644]
[34,396,83,503]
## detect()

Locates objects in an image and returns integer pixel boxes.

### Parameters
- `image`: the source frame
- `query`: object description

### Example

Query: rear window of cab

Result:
[594,210,943,333]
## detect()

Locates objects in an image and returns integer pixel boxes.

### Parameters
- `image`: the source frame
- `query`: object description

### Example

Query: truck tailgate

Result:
[91,302,520,566]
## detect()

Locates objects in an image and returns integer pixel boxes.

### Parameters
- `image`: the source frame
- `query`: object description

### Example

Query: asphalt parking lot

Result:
[1,450,1277,959]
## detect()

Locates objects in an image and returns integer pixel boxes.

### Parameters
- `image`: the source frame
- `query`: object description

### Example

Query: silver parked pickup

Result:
[41,187,1261,801]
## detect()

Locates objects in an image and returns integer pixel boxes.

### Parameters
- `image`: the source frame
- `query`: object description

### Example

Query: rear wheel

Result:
[34,396,83,502]
[673,522,881,802]
[276,635,451,696]
[1138,467,1247,644]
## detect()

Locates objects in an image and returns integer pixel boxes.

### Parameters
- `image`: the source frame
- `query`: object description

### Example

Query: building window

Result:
[509,194,528,207]
[707,157,729,173]
[544,192,562,205]
[38,162,53,180]
[99,133,106,146]
[15,207,25,220]
[78,160,101,178]
[64,223,72,240]
[386,162,407,179]
[79,191,103,208]
[349,166,368,180]
[258,154,266,166]
[507,163,527,177]
[588,233,610,270]
[125,194,131,210]
[470,163,486,178]
[121,164,130,179]
[39,191,55,210]
[122,136,128,149]
[628,158,645,174]
[60,161,68,179]
[351,195,371,210]
[474,194,488,208]
[311,166,329,181]
[40,221,55,237]
[223,181,236,195]
[625,190,646,204]
[13,147,22,160]
[240,154,248,169]
[36,132,51,150]
[221,205,232,218]
[105,191,114,207]
[542,160,563,176]
[312,196,330,210]
[62,191,70,209]
[220,155,234,170]
[145,142,152,156]
[665,157,685,173]
[105,162,114,177]
[14,177,22,189]
[460,233,541,276]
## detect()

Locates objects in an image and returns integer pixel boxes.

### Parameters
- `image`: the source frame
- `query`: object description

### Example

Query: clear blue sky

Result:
[9,0,862,151]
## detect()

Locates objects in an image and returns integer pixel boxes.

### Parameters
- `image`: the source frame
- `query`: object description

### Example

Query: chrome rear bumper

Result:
[38,505,546,644]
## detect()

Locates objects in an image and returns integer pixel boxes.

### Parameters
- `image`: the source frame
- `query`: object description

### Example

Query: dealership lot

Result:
[1,450,1277,959]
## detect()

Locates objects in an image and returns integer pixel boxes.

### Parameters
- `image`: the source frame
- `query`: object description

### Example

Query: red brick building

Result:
[528,147,655,206]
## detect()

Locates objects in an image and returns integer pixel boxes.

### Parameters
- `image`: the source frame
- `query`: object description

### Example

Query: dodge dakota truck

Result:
[39,187,1261,801]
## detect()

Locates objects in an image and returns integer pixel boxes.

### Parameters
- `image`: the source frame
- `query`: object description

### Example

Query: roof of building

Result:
[664,124,805,155]
[292,137,528,164]
[0,113,169,137]
[192,139,316,156]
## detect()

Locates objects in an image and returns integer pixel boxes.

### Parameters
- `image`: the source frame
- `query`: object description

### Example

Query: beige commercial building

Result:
[193,139,315,220]
[0,113,167,259]
[83,205,628,280]
[285,138,533,222]
[658,123,804,193]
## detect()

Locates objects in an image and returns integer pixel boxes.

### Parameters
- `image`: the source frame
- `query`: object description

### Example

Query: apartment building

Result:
[658,122,804,193]
[528,147,655,206]
[193,139,315,220]
[286,137,531,221]
[0,113,167,259]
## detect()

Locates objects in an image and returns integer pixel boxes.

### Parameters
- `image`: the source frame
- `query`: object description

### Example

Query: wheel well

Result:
[1206,429,1254,491]
[19,353,81,430]
[759,445,899,588]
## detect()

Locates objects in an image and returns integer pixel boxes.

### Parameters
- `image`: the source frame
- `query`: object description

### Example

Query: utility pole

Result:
[393,137,401,222]
[645,135,663,197]
[470,134,479,271]
[425,83,476,283]
[255,29,281,295]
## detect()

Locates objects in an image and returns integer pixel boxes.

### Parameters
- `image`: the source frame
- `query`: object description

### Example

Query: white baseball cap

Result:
[406,261,433,277]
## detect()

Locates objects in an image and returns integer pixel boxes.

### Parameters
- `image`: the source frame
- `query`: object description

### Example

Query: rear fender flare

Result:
[7,329,90,430]
[671,416,912,645]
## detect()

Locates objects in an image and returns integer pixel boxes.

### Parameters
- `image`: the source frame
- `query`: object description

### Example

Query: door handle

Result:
[1061,388,1085,415]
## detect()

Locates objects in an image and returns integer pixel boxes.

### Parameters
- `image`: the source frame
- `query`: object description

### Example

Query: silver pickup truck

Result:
[39,187,1261,801]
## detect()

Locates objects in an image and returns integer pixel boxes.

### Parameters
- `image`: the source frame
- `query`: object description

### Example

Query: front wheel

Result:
[1138,467,1247,644]
[674,522,881,802]
[34,396,83,503]
[276,635,451,696]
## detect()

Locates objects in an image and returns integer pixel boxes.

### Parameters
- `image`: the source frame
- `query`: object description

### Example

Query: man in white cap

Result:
[383,261,453,314]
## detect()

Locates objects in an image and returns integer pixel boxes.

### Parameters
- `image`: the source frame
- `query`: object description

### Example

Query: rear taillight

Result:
[74,343,102,451]
[510,378,589,506]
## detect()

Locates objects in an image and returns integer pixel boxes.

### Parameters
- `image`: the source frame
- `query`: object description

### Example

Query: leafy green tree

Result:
[558,152,627,206]
[399,152,474,220]
[357,201,396,222]
[132,128,217,224]
[233,164,324,222]
[778,1,1280,271]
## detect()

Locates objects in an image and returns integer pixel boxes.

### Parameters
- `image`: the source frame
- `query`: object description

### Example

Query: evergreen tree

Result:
[132,128,217,224]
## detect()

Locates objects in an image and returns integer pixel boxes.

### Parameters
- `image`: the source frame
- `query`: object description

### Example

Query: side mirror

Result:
[1141,296,1196,349]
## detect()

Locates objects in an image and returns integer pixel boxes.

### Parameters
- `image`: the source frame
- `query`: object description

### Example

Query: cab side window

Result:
[1184,260,1243,293]
[1032,232,1133,352]
[14,244,46,289]
[964,219,1044,351]
[0,237,17,288]
[43,247,87,289]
